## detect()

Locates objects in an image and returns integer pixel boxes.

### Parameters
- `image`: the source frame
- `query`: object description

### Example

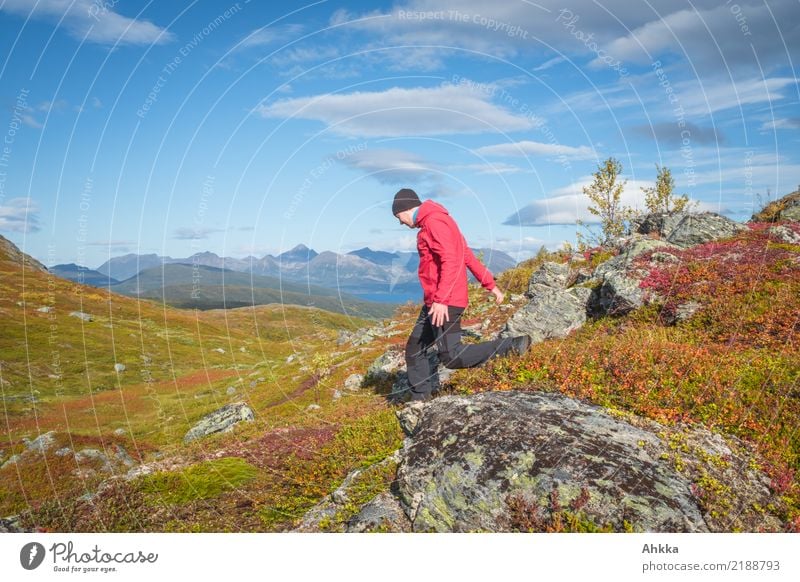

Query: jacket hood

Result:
[416,199,448,225]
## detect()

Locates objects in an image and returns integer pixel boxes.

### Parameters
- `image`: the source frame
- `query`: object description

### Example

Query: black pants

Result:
[405,305,515,400]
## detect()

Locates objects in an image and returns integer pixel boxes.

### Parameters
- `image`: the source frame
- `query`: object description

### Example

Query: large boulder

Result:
[394,391,782,532]
[501,287,592,341]
[501,261,592,341]
[664,212,746,248]
[183,402,255,443]
[592,237,681,315]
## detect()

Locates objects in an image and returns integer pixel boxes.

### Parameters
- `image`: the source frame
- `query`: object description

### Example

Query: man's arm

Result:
[466,246,505,304]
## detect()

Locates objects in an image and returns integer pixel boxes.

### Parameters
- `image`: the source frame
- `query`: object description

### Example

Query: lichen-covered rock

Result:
[768,225,800,245]
[631,211,690,239]
[344,373,364,391]
[394,391,783,533]
[527,261,570,296]
[501,287,592,341]
[665,213,747,248]
[592,238,681,315]
[347,492,412,532]
[183,402,255,443]
[69,311,93,322]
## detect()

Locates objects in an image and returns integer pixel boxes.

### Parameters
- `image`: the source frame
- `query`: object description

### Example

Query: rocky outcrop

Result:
[592,237,681,315]
[768,225,800,245]
[183,402,255,443]
[665,213,746,248]
[501,262,592,341]
[392,391,782,533]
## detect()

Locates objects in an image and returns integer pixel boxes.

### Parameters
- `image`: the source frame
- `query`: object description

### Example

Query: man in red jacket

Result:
[392,188,531,402]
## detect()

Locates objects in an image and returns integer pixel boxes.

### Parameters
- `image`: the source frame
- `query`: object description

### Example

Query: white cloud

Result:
[254,82,539,137]
[0,198,41,233]
[504,178,719,226]
[760,117,800,131]
[475,140,595,159]
[0,0,174,46]
[237,24,304,49]
[341,149,440,183]
[173,227,225,240]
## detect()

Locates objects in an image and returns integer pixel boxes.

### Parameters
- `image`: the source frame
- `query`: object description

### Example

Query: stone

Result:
[631,211,690,239]
[346,492,412,533]
[527,261,570,296]
[501,287,592,341]
[227,386,237,395]
[344,374,364,391]
[306,404,322,412]
[665,213,747,248]
[183,402,255,443]
[113,428,127,437]
[213,348,225,354]
[68,311,93,322]
[397,391,707,532]
[114,363,126,373]
[24,431,57,453]
[767,225,800,245]
[333,390,342,401]
[36,306,53,313]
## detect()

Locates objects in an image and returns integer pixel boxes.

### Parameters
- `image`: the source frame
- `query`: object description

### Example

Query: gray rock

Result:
[113,444,137,468]
[114,363,126,373]
[527,262,570,296]
[783,204,800,221]
[366,349,406,381]
[306,404,322,412]
[665,213,747,248]
[344,374,364,391]
[75,449,116,473]
[183,402,255,443]
[346,492,412,533]
[332,390,342,401]
[768,225,800,245]
[69,311,93,322]
[55,447,73,457]
[501,287,592,341]
[0,515,27,533]
[1,454,21,469]
[396,402,428,436]
[227,386,237,395]
[24,431,57,453]
[36,306,53,313]
[396,391,710,532]
[631,211,691,239]
[213,347,225,354]
[672,301,703,324]
[592,238,681,315]
[113,428,127,437]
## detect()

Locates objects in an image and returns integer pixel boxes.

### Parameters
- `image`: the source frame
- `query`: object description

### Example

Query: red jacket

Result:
[415,200,496,308]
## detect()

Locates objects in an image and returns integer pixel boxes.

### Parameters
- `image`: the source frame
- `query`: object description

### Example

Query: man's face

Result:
[395,208,417,228]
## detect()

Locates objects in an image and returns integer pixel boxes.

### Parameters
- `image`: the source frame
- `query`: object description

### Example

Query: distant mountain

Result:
[347,247,401,267]
[96,253,168,281]
[50,264,119,286]
[110,263,395,318]
[276,244,317,263]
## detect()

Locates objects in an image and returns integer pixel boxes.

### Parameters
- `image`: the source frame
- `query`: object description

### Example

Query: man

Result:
[392,188,532,402]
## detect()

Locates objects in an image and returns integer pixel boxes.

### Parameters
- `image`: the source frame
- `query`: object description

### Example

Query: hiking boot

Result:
[510,334,532,356]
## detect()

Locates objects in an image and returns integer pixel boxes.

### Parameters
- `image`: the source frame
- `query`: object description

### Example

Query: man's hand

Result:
[490,287,505,305]
[429,302,450,327]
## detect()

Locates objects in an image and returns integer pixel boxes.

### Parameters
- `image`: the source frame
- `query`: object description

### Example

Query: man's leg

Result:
[404,306,438,401]
[435,306,516,369]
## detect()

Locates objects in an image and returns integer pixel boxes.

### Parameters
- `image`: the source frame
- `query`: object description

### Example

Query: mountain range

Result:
[56,244,517,303]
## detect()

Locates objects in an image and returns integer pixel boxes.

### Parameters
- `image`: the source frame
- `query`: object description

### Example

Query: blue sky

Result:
[0,0,798,268]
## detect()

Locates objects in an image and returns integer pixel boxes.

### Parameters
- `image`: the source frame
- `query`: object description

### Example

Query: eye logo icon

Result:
[20,542,46,570]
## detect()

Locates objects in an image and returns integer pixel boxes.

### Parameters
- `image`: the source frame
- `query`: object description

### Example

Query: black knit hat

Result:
[392,188,421,215]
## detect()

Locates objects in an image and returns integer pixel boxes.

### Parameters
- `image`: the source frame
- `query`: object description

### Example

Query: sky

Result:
[0,0,798,268]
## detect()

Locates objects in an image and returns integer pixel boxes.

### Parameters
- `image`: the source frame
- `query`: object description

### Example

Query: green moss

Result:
[138,457,258,504]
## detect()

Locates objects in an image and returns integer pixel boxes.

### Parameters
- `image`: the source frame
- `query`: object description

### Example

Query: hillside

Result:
[1,198,799,533]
